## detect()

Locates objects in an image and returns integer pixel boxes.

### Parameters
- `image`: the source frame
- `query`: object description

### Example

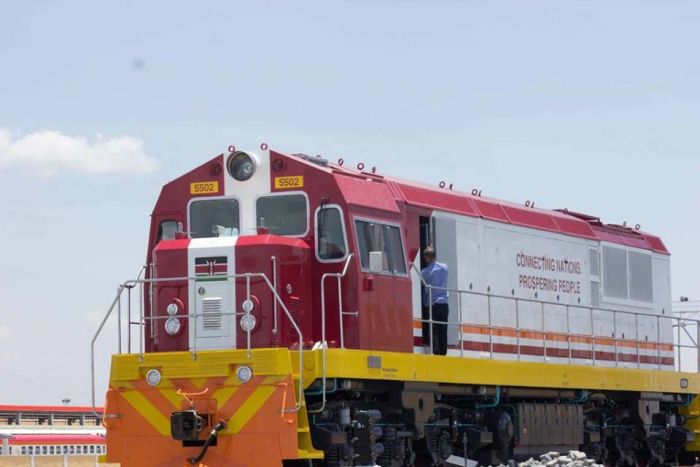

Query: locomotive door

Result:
[187,239,236,351]
[192,278,235,350]
[432,215,481,351]
[355,218,413,352]
[433,217,459,348]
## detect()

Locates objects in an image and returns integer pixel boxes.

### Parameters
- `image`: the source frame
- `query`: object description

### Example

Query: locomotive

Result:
[98,146,700,466]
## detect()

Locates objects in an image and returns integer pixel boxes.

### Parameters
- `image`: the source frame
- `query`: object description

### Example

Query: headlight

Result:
[165,317,182,335]
[240,313,256,332]
[236,365,253,383]
[227,151,256,181]
[146,369,162,387]
[166,303,179,316]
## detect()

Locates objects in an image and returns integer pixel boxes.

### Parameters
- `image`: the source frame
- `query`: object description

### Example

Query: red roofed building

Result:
[0,405,106,464]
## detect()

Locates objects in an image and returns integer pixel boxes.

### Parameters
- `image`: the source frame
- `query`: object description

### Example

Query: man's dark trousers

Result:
[421,303,449,355]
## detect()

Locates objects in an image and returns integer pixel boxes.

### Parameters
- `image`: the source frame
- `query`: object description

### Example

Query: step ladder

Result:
[293,372,324,460]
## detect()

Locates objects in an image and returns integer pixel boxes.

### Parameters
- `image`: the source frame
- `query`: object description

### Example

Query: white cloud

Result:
[0,128,159,175]
[0,324,12,341]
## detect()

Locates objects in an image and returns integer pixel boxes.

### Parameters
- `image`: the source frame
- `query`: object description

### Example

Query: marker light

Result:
[242,299,254,313]
[236,365,253,384]
[227,152,255,181]
[166,303,179,316]
[165,317,181,335]
[146,369,162,387]
[240,313,256,332]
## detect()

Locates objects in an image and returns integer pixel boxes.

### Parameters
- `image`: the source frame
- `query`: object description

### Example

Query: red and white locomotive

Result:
[101,146,699,466]
[148,147,672,366]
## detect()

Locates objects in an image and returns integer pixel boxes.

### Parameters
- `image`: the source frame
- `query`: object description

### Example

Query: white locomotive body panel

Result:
[413,210,673,370]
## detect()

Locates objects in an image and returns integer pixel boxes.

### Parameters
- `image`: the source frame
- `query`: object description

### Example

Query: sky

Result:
[0,0,699,405]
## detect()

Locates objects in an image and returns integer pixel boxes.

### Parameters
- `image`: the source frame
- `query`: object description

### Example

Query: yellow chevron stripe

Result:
[120,384,171,436]
[157,374,244,413]
[159,388,185,409]
[153,379,185,409]
[228,376,280,434]
[122,374,287,437]
[190,377,208,389]
[213,375,241,408]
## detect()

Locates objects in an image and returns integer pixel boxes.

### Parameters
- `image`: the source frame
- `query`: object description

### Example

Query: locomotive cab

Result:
[146,149,318,354]
[150,234,312,352]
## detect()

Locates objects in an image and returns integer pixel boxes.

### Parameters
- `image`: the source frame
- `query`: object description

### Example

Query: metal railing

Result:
[673,300,700,373]
[311,254,356,413]
[413,264,700,372]
[90,269,305,418]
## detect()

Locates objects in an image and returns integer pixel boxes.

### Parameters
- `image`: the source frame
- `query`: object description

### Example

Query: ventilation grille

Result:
[603,246,628,299]
[287,296,301,333]
[629,251,653,302]
[201,297,223,331]
[589,249,600,277]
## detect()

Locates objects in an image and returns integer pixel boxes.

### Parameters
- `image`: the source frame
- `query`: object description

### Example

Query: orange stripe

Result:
[455,340,675,365]
[569,335,591,344]
[547,333,569,343]
[418,321,674,351]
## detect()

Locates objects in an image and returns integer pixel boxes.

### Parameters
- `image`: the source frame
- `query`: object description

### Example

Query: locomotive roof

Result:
[320,155,669,255]
[155,149,669,255]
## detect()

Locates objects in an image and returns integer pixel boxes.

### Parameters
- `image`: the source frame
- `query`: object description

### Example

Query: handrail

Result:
[249,272,305,412]
[90,270,306,420]
[412,262,679,321]
[91,264,147,418]
[90,286,124,418]
[411,263,700,371]
[335,254,356,349]
[271,256,278,336]
[126,265,147,354]
[310,253,355,414]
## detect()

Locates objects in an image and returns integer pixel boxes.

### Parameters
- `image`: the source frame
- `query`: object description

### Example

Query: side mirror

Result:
[369,251,384,274]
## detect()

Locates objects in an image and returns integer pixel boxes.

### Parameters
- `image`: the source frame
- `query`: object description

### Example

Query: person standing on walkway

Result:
[421,247,449,355]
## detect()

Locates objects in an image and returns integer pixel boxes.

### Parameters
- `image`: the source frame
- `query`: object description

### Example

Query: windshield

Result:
[256,194,308,236]
[189,198,240,238]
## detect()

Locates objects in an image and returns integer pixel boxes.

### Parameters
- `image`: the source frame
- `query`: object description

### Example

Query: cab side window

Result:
[158,220,179,241]
[316,206,348,261]
[354,219,407,275]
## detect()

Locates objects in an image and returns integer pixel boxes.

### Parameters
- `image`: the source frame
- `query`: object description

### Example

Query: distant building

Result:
[0,405,106,465]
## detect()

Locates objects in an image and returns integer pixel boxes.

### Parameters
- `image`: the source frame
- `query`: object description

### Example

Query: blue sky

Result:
[0,0,699,404]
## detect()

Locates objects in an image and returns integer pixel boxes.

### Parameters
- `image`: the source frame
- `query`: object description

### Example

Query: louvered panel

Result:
[201,297,223,331]
[287,296,301,334]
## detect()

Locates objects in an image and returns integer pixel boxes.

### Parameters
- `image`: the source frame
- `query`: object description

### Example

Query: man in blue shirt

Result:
[421,246,449,355]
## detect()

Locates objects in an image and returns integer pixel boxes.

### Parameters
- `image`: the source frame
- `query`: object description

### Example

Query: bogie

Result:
[305,380,691,467]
